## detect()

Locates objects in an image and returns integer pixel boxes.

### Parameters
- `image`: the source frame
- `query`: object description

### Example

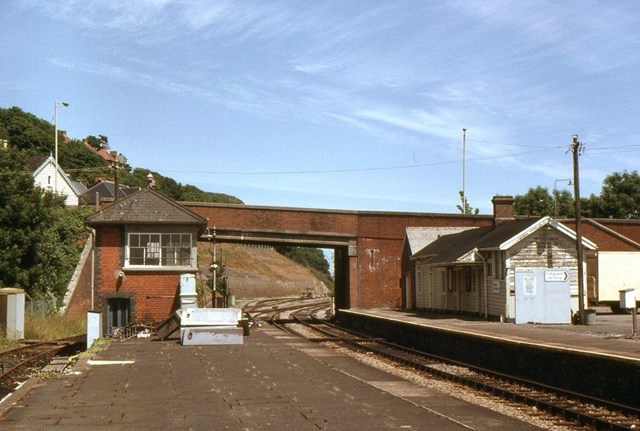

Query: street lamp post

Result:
[54,101,69,194]
[462,128,467,214]
[553,178,572,217]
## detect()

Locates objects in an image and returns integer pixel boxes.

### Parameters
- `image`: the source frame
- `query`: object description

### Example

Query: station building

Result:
[84,185,208,333]
[404,196,597,323]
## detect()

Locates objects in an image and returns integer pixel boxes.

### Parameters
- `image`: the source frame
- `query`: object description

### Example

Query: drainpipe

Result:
[475,249,488,319]
[90,229,96,310]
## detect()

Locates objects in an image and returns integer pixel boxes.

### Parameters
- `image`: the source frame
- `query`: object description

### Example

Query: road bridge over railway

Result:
[183,202,493,310]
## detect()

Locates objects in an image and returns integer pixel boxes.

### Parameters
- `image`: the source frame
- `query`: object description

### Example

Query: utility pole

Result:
[54,101,69,195]
[462,128,467,214]
[571,135,586,324]
[112,153,127,202]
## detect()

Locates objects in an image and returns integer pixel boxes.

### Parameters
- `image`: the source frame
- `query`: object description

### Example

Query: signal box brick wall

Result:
[93,225,183,322]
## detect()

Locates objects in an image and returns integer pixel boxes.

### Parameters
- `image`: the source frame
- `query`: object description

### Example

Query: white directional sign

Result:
[544,270,569,282]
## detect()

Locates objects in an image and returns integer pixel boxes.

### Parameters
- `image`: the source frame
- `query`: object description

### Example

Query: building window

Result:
[448,269,457,292]
[464,267,475,292]
[127,233,193,267]
[495,251,506,280]
[486,253,493,278]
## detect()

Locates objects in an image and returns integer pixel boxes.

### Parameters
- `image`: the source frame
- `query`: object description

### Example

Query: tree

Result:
[596,170,640,219]
[552,189,575,218]
[456,191,479,215]
[85,135,109,151]
[0,151,89,302]
[274,246,330,277]
[59,139,111,185]
[514,186,553,216]
[580,194,604,218]
[0,106,53,155]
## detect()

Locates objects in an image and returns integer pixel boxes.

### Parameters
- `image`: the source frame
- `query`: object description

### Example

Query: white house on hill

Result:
[28,155,84,206]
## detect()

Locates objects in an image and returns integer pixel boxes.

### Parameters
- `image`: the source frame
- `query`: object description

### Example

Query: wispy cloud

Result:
[453,0,640,73]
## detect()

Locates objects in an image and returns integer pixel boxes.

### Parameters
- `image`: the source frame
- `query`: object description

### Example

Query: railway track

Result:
[242,296,331,325]
[278,311,640,431]
[0,336,85,400]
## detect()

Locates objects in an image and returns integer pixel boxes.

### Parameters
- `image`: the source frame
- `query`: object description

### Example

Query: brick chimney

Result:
[492,195,515,227]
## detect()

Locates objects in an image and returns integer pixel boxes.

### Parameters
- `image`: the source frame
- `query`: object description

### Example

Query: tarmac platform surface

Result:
[341,306,640,363]
[0,327,540,431]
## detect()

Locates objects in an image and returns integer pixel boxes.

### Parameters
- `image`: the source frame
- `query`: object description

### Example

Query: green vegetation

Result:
[24,314,86,340]
[0,151,90,301]
[0,106,243,204]
[457,191,479,215]
[0,105,244,302]
[515,170,640,219]
[274,246,333,291]
[0,314,86,350]
[0,105,336,307]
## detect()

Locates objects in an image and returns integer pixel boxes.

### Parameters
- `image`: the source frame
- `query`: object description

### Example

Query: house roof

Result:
[71,180,88,195]
[97,148,117,162]
[403,226,475,256]
[474,218,541,250]
[411,226,492,264]
[412,216,597,266]
[82,180,141,205]
[27,155,50,172]
[85,186,208,226]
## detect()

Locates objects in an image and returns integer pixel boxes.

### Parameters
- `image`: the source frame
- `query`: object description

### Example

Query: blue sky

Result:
[2,1,639,214]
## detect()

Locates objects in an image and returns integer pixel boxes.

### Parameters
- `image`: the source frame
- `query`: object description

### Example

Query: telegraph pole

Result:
[462,128,467,214]
[571,135,586,324]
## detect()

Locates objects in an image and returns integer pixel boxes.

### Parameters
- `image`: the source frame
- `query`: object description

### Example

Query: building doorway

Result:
[107,298,131,334]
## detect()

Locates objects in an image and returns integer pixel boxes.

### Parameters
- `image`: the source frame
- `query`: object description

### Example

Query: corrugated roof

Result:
[86,186,208,226]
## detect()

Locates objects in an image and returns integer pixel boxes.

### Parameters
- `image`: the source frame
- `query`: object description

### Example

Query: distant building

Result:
[28,154,84,206]
[82,179,141,206]
[406,196,597,324]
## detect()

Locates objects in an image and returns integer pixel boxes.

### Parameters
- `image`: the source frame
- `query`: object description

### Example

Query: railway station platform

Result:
[339,306,640,362]
[0,327,540,430]
[337,306,640,408]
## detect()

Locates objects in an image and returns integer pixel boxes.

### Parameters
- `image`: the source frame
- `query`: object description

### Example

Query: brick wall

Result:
[562,221,640,252]
[75,203,640,318]
[93,225,184,323]
[108,271,182,322]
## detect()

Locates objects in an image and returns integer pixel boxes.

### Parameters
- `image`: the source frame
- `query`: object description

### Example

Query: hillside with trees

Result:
[0,106,331,303]
[0,106,243,204]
